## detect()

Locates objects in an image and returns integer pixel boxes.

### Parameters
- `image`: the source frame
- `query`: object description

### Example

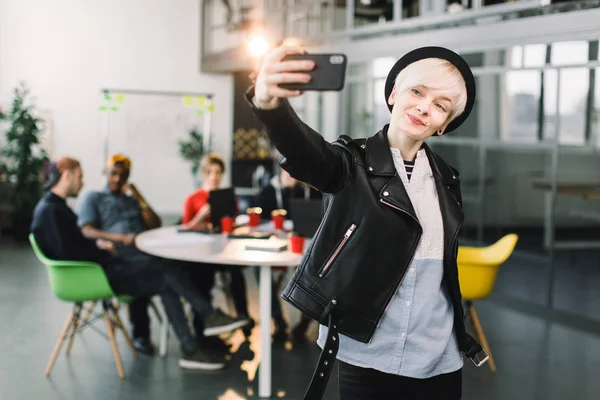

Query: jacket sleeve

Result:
[245,87,353,194]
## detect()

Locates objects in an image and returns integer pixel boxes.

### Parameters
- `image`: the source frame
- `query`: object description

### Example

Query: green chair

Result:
[29,234,136,378]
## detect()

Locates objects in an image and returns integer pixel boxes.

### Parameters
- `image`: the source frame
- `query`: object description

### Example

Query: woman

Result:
[181,153,252,338]
[182,153,226,230]
[247,46,486,399]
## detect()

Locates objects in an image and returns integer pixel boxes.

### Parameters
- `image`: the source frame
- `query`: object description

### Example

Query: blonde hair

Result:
[394,58,468,128]
[200,153,225,174]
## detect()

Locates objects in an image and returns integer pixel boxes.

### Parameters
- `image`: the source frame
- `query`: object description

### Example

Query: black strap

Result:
[304,300,339,400]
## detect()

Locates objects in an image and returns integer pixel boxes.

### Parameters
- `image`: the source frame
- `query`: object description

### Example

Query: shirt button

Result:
[406,301,411,306]
[410,268,415,273]
[401,332,406,338]
[383,191,389,197]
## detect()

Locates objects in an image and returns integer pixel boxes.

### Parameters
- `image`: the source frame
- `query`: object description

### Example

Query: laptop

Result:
[289,198,323,238]
[208,187,238,230]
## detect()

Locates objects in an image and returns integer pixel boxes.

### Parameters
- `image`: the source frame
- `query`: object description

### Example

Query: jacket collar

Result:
[364,125,457,185]
[423,144,460,185]
[364,126,396,176]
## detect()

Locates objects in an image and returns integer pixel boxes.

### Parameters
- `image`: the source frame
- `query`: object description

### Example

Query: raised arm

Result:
[247,46,353,193]
[123,183,162,229]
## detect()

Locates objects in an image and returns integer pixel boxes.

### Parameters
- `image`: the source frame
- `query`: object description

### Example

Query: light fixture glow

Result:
[248,36,270,58]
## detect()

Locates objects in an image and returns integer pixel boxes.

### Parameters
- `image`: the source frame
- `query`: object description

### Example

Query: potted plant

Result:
[178,127,204,185]
[0,82,49,240]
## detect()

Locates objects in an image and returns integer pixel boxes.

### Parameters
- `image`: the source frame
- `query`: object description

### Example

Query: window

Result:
[372,78,389,131]
[504,71,541,142]
[551,41,589,66]
[372,57,396,79]
[511,44,546,68]
[523,44,547,68]
[371,57,397,131]
[346,82,371,139]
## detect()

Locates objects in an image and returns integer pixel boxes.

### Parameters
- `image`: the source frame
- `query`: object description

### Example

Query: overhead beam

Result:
[201,7,600,73]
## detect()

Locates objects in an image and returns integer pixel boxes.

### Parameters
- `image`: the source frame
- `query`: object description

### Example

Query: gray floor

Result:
[1,238,600,400]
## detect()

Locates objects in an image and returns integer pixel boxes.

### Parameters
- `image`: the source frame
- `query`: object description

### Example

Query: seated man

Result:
[31,156,248,370]
[76,154,162,355]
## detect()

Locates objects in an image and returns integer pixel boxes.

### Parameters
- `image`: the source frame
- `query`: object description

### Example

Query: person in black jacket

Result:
[30,157,250,371]
[247,46,486,399]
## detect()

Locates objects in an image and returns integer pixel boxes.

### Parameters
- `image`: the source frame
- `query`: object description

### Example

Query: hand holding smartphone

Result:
[278,53,347,92]
[253,46,347,109]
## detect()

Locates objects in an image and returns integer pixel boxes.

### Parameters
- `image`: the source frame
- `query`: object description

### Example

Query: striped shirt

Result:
[317,148,462,378]
[404,159,415,180]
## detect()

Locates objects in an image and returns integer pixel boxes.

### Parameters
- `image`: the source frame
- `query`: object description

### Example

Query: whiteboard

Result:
[102,94,208,215]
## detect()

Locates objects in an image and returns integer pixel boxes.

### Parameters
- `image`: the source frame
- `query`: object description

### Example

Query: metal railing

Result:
[202,0,600,59]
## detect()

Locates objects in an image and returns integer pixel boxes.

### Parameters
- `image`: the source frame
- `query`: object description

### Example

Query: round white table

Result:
[135,225,304,399]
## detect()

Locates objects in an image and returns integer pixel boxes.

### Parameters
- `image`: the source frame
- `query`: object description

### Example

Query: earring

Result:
[438,130,443,135]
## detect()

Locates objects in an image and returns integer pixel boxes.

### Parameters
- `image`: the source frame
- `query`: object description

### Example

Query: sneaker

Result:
[203,309,250,337]
[178,346,226,370]
[202,336,232,354]
[132,337,156,356]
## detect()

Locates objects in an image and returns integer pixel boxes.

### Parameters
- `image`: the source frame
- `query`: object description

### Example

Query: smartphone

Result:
[279,53,347,91]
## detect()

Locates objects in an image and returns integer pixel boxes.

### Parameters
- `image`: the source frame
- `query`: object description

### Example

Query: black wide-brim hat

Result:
[384,46,476,134]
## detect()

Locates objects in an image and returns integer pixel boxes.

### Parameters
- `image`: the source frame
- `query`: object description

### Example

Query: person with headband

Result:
[246,46,487,399]
[76,154,162,355]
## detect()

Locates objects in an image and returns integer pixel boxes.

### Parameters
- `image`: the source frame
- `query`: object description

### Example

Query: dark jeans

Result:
[103,246,212,354]
[187,264,249,344]
[129,296,151,339]
[338,361,462,400]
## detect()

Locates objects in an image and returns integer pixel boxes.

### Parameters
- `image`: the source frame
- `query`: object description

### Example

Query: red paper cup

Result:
[248,213,261,227]
[247,207,262,227]
[272,215,285,230]
[221,216,234,233]
[289,235,305,254]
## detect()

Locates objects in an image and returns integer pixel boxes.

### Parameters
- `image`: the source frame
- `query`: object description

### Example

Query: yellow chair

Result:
[457,234,518,373]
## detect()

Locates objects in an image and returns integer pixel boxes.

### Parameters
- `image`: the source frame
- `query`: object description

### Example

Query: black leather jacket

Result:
[246,88,482,358]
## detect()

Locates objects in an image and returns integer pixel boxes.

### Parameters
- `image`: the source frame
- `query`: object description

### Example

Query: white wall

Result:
[0,0,234,215]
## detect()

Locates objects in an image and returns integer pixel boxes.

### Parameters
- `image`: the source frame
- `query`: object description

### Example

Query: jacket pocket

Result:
[317,223,357,278]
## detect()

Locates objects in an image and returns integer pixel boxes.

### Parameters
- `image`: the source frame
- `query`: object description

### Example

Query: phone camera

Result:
[329,55,344,65]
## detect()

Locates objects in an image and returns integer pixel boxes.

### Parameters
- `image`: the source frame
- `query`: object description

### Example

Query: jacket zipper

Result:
[318,223,357,278]
[374,199,422,340]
